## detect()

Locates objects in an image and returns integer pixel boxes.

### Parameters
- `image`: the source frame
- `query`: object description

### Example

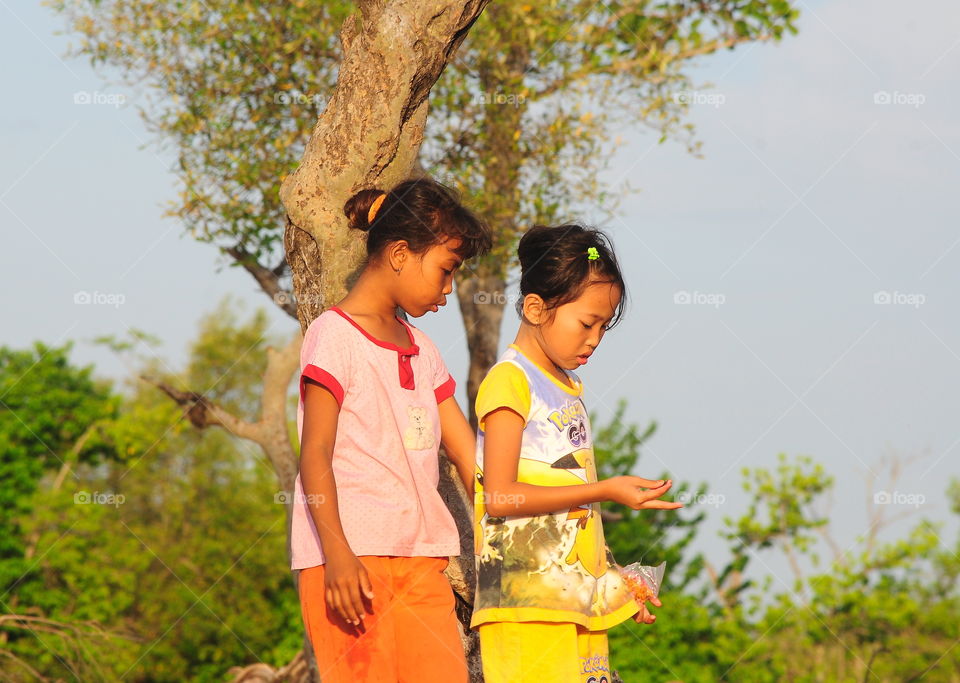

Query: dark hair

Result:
[344,178,491,262]
[516,224,627,329]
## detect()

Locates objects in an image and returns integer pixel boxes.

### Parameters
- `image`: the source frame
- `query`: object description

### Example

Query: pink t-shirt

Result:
[290,305,460,569]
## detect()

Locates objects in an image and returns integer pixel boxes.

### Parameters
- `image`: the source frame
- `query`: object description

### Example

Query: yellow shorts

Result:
[478,621,611,683]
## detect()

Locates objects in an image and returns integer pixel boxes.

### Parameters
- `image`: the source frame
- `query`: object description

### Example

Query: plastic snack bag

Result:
[618,561,666,603]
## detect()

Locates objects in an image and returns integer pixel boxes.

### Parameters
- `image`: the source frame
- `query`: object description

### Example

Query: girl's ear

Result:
[521,293,546,325]
[386,240,410,272]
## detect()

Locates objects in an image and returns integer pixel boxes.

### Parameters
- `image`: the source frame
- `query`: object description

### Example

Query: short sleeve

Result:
[425,338,457,404]
[300,314,352,407]
[475,362,531,429]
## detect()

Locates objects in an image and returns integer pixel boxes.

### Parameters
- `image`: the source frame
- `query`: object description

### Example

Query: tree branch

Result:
[142,331,302,493]
[704,558,741,612]
[141,376,264,443]
[261,332,302,427]
[223,244,297,319]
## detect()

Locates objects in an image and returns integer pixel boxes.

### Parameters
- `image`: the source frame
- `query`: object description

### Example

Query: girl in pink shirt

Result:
[293,178,491,682]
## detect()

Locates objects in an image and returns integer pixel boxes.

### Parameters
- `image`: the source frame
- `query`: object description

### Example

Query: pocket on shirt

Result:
[402,403,437,451]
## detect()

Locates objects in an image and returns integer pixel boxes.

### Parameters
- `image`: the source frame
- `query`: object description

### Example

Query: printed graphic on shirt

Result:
[402,404,435,450]
[472,347,637,630]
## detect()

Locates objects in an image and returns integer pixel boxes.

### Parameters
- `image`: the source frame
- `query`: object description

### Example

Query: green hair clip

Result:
[587,247,600,261]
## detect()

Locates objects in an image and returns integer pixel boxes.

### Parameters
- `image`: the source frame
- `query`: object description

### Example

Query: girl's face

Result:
[395,237,463,317]
[528,280,622,370]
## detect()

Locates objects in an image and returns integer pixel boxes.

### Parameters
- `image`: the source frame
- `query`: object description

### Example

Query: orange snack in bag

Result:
[617,561,666,604]
[622,572,655,603]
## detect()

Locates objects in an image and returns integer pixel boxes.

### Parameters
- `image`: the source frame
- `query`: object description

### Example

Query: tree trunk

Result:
[438,453,483,680]
[455,265,508,429]
[277,2,491,680]
[280,0,490,331]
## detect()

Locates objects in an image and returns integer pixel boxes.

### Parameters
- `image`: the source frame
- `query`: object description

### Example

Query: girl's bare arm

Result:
[481,407,682,517]
[300,379,373,626]
[438,396,476,498]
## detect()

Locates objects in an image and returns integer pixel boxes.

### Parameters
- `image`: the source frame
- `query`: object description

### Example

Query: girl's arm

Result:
[438,397,476,499]
[482,407,683,517]
[300,378,373,627]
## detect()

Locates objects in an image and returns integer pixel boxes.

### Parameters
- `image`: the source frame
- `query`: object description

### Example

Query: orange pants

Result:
[298,556,467,683]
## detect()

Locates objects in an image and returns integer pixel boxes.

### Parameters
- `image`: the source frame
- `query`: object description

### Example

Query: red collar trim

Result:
[329,306,419,356]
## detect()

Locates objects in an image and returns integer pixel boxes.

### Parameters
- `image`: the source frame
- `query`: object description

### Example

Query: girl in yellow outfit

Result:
[472,225,684,683]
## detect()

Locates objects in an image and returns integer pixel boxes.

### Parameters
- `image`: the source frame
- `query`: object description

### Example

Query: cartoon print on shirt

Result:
[477,400,605,577]
[552,450,607,579]
[402,404,435,450]
[473,349,637,630]
[545,402,606,578]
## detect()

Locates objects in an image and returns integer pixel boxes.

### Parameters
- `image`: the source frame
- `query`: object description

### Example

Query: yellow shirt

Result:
[470,345,639,631]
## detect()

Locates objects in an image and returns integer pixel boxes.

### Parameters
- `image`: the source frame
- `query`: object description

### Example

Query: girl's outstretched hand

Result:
[324,550,375,627]
[602,477,684,510]
[633,593,662,624]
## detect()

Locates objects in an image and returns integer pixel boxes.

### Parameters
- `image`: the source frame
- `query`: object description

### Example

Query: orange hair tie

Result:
[368,193,387,224]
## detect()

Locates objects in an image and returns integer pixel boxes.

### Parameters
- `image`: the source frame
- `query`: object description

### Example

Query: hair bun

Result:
[344,188,385,232]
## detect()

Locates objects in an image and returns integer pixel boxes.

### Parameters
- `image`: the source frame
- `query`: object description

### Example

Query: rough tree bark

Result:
[454,265,507,429]
[277,1,491,680]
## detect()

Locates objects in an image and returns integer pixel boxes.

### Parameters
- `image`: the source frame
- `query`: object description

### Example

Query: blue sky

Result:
[2,0,958,588]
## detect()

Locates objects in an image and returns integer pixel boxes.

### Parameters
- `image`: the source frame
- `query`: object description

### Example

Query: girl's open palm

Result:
[604,477,684,510]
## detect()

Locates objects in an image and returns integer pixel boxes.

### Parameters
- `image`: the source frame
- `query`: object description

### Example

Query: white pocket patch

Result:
[402,404,435,450]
